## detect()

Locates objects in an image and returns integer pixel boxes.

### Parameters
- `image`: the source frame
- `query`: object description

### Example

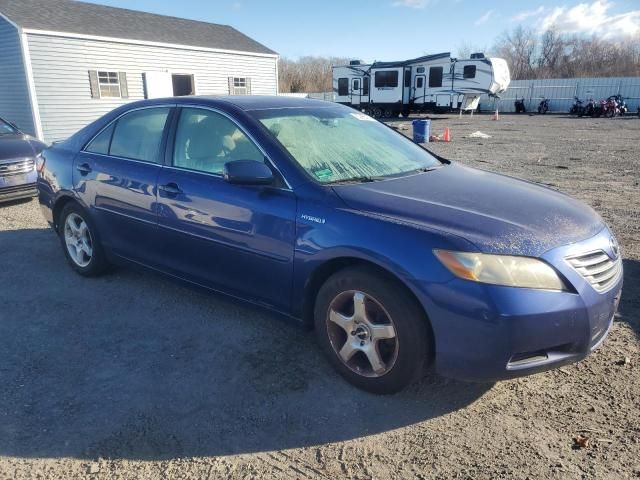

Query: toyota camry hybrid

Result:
[37,96,623,394]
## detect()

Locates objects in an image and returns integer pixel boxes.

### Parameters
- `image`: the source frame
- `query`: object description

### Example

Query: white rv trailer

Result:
[333,53,510,118]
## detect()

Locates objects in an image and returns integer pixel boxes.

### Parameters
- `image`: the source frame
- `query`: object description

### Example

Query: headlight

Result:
[433,250,566,291]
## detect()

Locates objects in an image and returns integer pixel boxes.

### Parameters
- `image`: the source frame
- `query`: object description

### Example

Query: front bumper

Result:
[418,227,623,382]
[0,183,38,203]
[0,168,38,203]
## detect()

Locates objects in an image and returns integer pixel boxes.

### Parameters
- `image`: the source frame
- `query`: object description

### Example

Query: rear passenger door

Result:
[74,106,173,265]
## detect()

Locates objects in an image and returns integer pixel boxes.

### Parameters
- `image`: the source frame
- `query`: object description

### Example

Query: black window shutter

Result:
[119,72,129,98]
[89,70,100,98]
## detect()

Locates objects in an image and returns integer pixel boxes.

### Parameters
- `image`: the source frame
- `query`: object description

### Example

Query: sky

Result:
[83,0,640,61]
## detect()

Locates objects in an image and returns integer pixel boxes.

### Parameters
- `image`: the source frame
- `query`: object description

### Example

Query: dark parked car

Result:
[0,117,46,203]
[37,97,623,394]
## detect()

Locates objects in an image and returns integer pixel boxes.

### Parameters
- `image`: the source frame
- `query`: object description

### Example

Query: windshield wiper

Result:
[327,175,387,184]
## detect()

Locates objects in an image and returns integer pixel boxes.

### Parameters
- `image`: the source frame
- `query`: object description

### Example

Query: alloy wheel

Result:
[326,290,398,378]
[64,212,93,268]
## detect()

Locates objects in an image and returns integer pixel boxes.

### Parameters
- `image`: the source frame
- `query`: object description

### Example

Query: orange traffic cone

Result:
[492,108,500,121]
[443,127,451,142]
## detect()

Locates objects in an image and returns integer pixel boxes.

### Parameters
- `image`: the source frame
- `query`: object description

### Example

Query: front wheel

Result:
[59,202,109,276]
[314,266,431,394]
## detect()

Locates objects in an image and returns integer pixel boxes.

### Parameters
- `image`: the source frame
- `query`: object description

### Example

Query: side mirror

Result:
[223,160,274,186]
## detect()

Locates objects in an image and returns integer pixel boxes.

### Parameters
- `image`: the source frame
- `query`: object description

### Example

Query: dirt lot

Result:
[0,113,638,479]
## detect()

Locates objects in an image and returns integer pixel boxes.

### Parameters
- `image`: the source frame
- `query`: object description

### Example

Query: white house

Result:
[0,0,279,142]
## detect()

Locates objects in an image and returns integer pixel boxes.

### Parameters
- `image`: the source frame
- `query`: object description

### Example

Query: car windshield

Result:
[0,119,17,135]
[252,106,441,184]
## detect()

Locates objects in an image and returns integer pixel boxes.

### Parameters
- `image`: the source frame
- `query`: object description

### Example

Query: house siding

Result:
[26,33,278,142]
[0,17,35,135]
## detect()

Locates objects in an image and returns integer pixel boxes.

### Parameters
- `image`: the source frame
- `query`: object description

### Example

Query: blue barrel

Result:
[412,119,431,143]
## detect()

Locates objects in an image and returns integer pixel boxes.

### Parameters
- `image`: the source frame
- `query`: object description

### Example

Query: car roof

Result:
[134,95,337,112]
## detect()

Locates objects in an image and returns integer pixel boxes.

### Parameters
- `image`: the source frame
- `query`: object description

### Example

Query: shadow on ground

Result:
[619,259,640,338]
[0,228,491,460]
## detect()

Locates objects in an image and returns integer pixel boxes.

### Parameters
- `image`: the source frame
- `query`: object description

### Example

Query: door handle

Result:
[159,182,183,196]
[76,163,92,175]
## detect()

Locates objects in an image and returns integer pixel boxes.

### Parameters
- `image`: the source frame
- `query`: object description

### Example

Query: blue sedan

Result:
[37,97,623,394]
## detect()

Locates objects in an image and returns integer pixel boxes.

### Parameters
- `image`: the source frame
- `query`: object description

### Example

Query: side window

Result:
[363,77,369,95]
[416,66,425,74]
[374,71,399,88]
[463,65,477,79]
[352,79,360,91]
[429,67,443,88]
[85,123,115,155]
[338,78,349,96]
[109,108,171,163]
[173,108,264,175]
[416,77,424,89]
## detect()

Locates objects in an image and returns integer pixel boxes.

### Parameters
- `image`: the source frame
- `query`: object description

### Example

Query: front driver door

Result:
[155,107,296,312]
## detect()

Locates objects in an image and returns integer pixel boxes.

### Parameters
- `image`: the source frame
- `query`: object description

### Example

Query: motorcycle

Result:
[514,98,526,113]
[612,95,628,115]
[570,96,584,116]
[603,96,620,118]
[581,99,597,117]
[538,98,550,114]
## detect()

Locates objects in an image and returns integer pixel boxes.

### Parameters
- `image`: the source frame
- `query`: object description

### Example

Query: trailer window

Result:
[416,77,424,89]
[416,67,425,74]
[463,65,477,79]
[338,78,349,96]
[352,79,360,91]
[363,77,369,95]
[429,67,443,88]
[374,71,398,88]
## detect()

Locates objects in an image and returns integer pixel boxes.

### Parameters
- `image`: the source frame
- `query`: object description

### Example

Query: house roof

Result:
[0,0,277,55]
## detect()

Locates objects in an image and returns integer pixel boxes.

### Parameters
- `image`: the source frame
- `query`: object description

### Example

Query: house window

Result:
[98,71,121,98]
[230,77,251,95]
[338,78,349,96]
[429,67,443,88]
[463,65,477,79]
[374,71,399,88]
[89,70,128,99]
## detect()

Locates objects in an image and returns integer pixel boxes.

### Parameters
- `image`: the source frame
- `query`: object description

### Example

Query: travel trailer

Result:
[333,53,510,117]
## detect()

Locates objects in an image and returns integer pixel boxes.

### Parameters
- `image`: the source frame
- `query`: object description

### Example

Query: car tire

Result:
[314,266,431,394]
[58,202,108,276]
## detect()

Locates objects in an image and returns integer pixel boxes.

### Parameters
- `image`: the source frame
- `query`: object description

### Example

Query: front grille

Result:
[566,250,622,293]
[0,158,34,177]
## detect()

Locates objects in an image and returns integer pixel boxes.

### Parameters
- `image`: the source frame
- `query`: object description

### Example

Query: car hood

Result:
[332,164,604,257]
[0,135,41,161]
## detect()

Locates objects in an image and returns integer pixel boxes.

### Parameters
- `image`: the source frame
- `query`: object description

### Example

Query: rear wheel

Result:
[314,266,430,394]
[58,202,108,276]
[372,107,383,119]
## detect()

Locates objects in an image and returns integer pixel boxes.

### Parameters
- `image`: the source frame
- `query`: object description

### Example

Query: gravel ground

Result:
[0,113,638,479]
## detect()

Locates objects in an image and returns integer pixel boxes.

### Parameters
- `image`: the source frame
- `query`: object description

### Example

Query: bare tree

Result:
[279,56,351,93]
[493,26,537,80]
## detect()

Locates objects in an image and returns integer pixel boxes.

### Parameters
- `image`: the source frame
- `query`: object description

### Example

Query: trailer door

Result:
[351,77,363,106]
[414,75,426,104]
